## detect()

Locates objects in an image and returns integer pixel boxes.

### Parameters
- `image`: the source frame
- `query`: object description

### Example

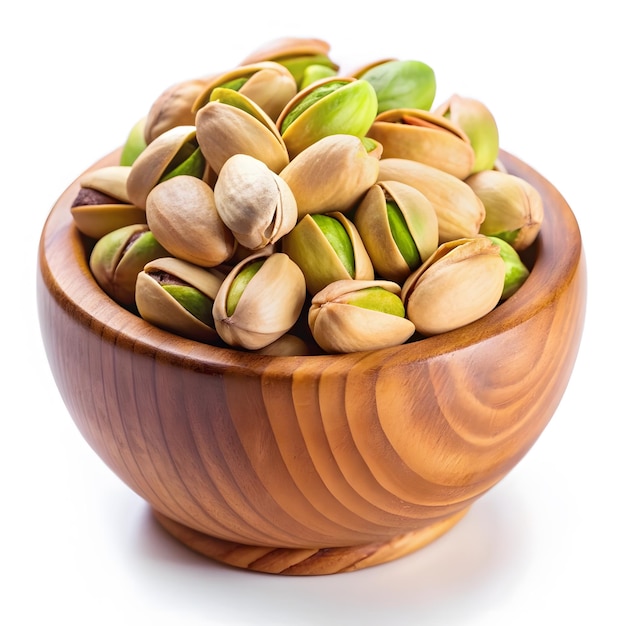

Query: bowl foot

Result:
[152,508,469,575]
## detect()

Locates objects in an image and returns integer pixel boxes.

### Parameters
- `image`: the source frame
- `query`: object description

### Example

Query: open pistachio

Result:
[89,223,169,309]
[401,236,505,336]
[465,169,544,251]
[279,134,382,218]
[145,175,235,267]
[434,94,499,173]
[276,76,379,158]
[135,256,223,344]
[126,125,206,209]
[378,158,485,243]
[213,153,297,250]
[367,108,475,179]
[143,77,211,144]
[239,36,338,88]
[488,236,530,300]
[354,180,439,283]
[281,212,374,295]
[120,117,148,166]
[191,62,297,122]
[308,279,416,353]
[195,87,289,175]
[356,59,436,114]
[212,251,306,350]
[71,165,146,239]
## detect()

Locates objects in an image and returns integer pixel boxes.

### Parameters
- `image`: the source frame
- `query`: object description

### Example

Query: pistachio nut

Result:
[367,108,475,179]
[308,279,416,353]
[135,256,223,344]
[378,157,485,244]
[239,36,338,87]
[126,125,206,209]
[213,153,297,250]
[89,223,169,309]
[279,134,382,218]
[300,63,338,89]
[356,59,436,114]
[401,236,505,336]
[120,117,148,166]
[354,180,439,283]
[195,87,289,175]
[71,165,146,239]
[434,94,500,173]
[212,251,306,350]
[465,169,544,251]
[488,236,530,300]
[145,175,236,267]
[143,77,211,144]
[191,62,297,122]
[276,76,379,158]
[281,212,374,295]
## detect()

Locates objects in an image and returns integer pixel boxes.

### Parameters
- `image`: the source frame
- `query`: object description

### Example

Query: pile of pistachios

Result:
[71,36,544,355]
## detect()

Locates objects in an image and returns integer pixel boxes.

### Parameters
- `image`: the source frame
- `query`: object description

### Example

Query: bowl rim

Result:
[37,148,583,373]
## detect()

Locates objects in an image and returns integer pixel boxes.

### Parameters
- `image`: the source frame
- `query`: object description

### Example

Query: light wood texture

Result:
[37,149,586,575]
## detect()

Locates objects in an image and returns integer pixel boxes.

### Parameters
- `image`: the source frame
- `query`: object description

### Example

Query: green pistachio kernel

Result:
[278,55,337,86]
[162,285,215,326]
[349,287,406,317]
[120,117,147,166]
[160,141,205,182]
[280,80,348,133]
[300,64,338,89]
[311,214,355,277]
[226,259,265,316]
[488,236,530,300]
[386,201,420,270]
[219,77,248,91]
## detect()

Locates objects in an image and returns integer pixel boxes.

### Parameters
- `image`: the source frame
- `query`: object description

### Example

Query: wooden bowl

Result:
[37,149,586,575]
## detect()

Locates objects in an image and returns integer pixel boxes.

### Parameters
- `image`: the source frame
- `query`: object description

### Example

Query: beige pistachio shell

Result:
[377,157,485,244]
[79,166,133,203]
[354,180,439,283]
[213,252,306,350]
[465,169,544,251]
[135,256,223,344]
[195,89,289,175]
[213,153,297,250]
[308,279,416,353]
[281,212,375,295]
[192,62,297,122]
[143,77,211,144]
[126,125,202,209]
[367,108,475,179]
[279,134,382,218]
[401,236,505,336]
[240,37,332,65]
[145,175,236,267]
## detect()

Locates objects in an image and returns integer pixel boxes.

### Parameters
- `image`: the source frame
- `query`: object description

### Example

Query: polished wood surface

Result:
[37,149,586,574]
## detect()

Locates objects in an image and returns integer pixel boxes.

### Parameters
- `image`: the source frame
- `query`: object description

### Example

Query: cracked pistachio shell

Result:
[281,212,374,296]
[143,77,211,144]
[213,251,306,350]
[89,223,169,309]
[378,158,485,244]
[366,108,475,179]
[195,87,289,175]
[401,236,505,336]
[192,62,297,122]
[71,165,146,239]
[466,169,544,251]
[213,153,297,250]
[145,175,235,267]
[239,37,338,87]
[434,94,500,173]
[276,77,379,158]
[356,59,437,114]
[126,125,206,209]
[488,236,530,301]
[354,180,439,283]
[120,117,148,166]
[308,279,416,353]
[279,134,382,218]
[135,256,223,344]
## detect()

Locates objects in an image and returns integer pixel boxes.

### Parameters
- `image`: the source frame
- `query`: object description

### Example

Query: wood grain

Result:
[37,149,586,574]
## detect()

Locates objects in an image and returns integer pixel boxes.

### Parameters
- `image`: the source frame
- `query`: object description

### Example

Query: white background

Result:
[3,1,623,624]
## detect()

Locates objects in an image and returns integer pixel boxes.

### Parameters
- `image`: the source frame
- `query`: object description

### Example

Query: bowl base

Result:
[152,508,469,575]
